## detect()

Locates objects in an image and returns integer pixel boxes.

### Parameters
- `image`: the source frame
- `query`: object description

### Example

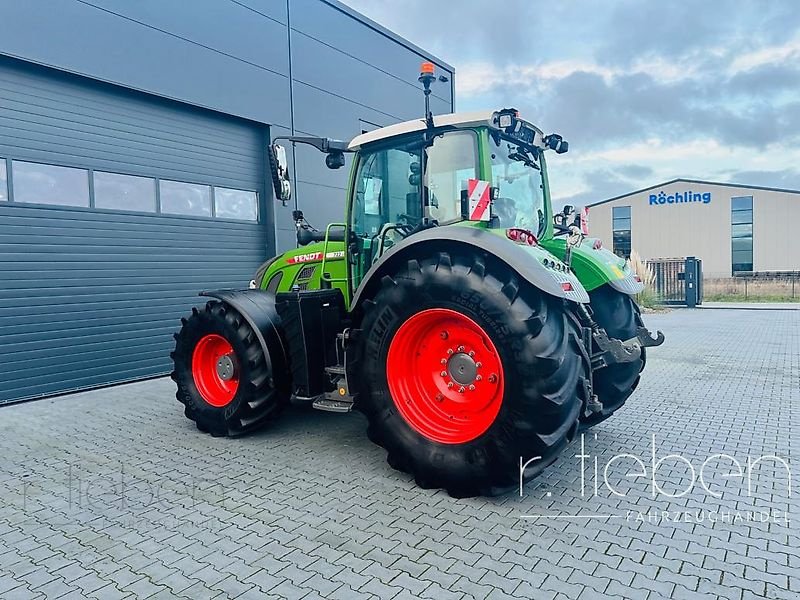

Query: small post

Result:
[685,257,697,308]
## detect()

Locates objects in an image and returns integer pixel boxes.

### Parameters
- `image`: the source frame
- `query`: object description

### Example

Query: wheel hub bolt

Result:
[458,386,465,393]
[447,348,454,355]
[435,393,444,402]
[468,350,475,357]
[469,384,476,391]
[476,362,482,368]
[216,354,236,381]
[457,345,465,352]
[440,331,449,340]
[440,371,447,377]
[441,358,447,365]
[476,374,482,381]
[488,374,498,383]
[447,382,454,389]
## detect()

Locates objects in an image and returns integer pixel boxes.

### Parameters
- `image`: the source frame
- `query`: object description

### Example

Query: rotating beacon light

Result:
[419,62,436,128]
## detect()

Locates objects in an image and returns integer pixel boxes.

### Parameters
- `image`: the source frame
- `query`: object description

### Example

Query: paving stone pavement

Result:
[0,307,798,599]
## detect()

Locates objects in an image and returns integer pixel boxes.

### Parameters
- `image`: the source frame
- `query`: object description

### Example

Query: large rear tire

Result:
[580,285,646,429]
[356,252,591,497]
[171,300,289,436]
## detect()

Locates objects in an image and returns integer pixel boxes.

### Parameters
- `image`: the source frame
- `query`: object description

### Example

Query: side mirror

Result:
[268,143,291,204]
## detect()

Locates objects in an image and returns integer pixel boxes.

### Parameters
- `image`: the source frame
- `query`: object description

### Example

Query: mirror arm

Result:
[272,136,354,154]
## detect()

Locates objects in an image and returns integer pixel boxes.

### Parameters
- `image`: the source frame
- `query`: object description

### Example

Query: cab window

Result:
[425,131,479,224]
[352,144,420,238]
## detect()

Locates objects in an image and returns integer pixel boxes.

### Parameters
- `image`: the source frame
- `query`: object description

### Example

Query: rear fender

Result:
[200,289,291,390]
[350,226,589,317]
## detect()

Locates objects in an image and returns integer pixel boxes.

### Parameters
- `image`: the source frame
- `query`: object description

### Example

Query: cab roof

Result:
[348,110,532,150]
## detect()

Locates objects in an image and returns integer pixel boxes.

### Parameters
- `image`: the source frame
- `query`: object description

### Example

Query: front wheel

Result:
[171,300,289,436]
[356,252,591,497]
[580,285,646,429]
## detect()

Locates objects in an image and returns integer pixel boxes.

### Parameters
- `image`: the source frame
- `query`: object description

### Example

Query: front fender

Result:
[199,289,291,389]
[540,238,644,294]
[351,227,589,313]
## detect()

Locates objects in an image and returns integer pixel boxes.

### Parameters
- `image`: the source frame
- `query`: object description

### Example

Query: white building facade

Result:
[587,179,800,278]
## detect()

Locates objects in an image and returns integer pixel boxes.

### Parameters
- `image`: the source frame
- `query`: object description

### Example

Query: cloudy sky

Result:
[341,0,800,207]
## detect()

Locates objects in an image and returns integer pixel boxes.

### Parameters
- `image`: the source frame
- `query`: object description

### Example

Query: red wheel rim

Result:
[192,334,239,407]
[386,308,504,444]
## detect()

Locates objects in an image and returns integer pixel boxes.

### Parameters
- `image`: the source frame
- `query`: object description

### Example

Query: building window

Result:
[0,160,7,201]
[12,161,89,207]
[3,157,257,222]
[160,180,212,216]
[731,196,753,272]
[214,187,258,220]
[94,171,156,212]
[612,205,631,259]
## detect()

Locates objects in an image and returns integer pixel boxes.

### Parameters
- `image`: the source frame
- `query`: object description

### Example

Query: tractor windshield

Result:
[489,134,546,237]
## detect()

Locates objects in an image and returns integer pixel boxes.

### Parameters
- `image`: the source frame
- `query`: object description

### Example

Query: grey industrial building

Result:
[0,0,454,404]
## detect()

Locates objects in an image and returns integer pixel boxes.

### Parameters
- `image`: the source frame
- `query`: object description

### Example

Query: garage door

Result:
[0,57,270,404]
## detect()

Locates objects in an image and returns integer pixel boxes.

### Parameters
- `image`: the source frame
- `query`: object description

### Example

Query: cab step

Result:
[325,365,346,376]
[312,398,354,413]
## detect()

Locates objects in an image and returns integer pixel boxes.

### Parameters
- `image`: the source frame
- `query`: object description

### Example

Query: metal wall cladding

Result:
[0,58,269,403]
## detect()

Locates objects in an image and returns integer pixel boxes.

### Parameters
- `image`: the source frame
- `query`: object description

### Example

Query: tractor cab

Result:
[345,110,561,283]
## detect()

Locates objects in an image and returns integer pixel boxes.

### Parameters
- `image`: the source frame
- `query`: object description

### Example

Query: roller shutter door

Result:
[0,57,270,403]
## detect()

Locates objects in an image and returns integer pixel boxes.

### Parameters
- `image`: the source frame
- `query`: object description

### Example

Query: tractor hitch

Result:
[590,326,665,371]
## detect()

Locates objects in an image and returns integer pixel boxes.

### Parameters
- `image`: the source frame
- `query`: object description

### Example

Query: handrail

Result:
[321,223,348,286]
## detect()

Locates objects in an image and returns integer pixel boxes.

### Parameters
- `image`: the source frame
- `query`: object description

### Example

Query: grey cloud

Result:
[344,0,800,70]
[339,0,540,61]
[341,0,800,166]
[727,63,800,96]
[616,164,654,179]
[553,168,641,210]
[727,169,800,191]
[518,65,800,151]
[596,0,800,65]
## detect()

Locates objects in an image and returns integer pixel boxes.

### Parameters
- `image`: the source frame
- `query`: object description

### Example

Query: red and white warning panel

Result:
[467,178,491,222]
[580,206,590,235]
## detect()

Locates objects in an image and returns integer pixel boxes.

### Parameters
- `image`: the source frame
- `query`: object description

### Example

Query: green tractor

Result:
[171,64,664,497]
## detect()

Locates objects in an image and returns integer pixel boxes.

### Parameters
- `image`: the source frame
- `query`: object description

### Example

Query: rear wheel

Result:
[580,285,645,429]
[171,300,289,436]
[357,251,590,497]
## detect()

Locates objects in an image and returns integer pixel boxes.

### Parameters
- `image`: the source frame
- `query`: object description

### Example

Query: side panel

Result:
[260,240,349,302]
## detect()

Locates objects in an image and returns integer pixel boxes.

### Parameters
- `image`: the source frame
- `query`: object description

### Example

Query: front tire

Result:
[357,252,590,497]
[171,300,289,436]
[580,285,646,429]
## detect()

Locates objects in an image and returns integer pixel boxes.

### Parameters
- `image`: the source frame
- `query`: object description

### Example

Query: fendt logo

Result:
[649,190,712,206]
